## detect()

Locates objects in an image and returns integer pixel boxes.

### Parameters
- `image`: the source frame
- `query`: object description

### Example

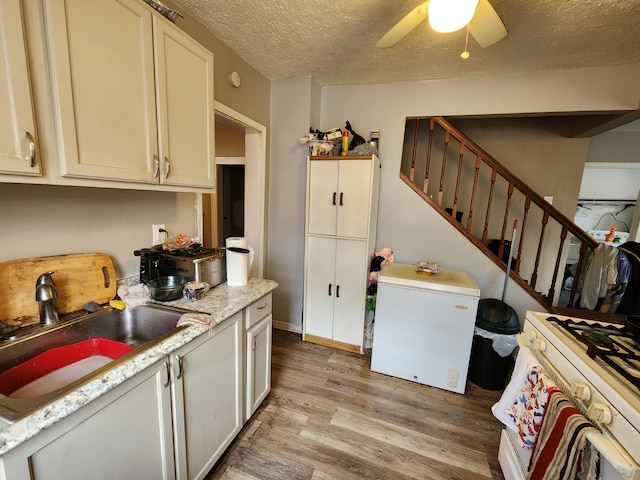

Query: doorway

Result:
[221,164,245,240]
[203,102,267,278]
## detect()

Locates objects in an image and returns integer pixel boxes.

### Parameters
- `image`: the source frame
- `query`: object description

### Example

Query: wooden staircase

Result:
[400,116,626,323]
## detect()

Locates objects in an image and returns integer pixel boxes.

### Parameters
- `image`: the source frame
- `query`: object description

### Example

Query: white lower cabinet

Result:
[0,312,244,480]
[172,311,243,480]
[244,293,272,420]
[0,359,175,480]
[304,236,369,349]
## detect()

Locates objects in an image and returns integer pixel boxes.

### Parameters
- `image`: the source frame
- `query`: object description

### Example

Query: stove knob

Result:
[570,382,591,401]
[587,402,612,425]
[530,338,546,352]
[523,329,537,341]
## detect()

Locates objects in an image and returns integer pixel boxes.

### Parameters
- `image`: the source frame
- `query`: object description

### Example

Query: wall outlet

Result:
[447,369,459,388]
[152,224,166,245]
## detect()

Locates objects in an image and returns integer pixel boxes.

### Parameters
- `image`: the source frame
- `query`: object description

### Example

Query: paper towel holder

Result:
[227,247,250,254]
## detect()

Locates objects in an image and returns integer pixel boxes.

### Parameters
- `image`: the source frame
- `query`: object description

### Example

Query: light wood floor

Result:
[206,329,506,480]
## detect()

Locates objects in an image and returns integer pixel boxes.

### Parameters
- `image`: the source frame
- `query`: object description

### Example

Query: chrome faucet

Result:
[35,271,59,325]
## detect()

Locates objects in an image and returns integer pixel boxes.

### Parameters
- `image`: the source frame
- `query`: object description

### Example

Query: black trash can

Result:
[468,298,520,390]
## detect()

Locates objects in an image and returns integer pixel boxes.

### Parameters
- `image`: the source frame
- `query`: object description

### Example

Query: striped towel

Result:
[527,390,602,480]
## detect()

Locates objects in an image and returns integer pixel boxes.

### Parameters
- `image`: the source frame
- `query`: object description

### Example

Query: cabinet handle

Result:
[163,361,170,388]
[332,192,336,205]
[336,285,340,297]
[153,155,160,178]
[164,157,171,179]
[328,284,332,296]
[339,192,343,206]
[257,302,268,310]
[175,354,184,380]
[24,131,36,167]
[252,337,257,351]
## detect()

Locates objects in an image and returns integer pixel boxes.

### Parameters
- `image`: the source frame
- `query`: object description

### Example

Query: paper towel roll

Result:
[226,237,248,249]
[226,247,249,286]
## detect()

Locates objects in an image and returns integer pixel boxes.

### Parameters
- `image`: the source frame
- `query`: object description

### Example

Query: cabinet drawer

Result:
[246,293,272,328]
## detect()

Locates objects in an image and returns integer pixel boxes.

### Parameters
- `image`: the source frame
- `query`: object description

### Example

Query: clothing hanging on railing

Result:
[616,241,640,315]
[579,244,618,310]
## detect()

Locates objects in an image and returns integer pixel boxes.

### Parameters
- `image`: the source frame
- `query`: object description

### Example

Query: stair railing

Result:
[400,116,599,311]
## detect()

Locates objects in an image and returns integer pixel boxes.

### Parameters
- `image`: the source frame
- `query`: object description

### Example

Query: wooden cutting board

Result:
[0,253,117,326]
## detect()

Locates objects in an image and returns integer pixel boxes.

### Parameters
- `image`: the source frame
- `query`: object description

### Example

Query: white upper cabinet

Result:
[307,158,374,238]
[0,0,41,176]
[43,0,214,189]
[153,19,214,188]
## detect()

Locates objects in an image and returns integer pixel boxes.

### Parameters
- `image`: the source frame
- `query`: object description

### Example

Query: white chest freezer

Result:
[370,263,480,394]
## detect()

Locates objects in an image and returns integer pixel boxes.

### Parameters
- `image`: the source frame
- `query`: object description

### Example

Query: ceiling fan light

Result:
[428,0,479,33]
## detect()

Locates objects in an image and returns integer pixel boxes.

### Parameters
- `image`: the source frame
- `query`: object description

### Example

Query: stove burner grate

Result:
[548,316,640,391]
[154,244,223,258]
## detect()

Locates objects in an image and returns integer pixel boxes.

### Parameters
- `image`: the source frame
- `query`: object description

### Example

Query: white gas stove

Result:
[498,311,640,480]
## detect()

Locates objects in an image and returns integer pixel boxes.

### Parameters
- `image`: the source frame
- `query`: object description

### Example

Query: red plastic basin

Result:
[0,338,134,396]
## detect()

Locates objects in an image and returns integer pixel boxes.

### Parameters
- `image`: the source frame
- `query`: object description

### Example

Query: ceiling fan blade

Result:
[375,1,430,48]
[468,0,508,47]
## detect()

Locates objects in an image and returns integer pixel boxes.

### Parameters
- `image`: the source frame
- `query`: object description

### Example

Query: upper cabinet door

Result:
[336,159,373,238]
[0,0,41,176]
[154,18,215,188]
[307,158,373,238]
[44,0,157,182]
[307,160,339,236]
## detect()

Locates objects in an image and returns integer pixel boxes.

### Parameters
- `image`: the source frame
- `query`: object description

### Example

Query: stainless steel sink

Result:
[0,304,189,423]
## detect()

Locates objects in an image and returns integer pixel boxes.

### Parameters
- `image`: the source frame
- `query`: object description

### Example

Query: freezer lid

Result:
[377,263,480,297]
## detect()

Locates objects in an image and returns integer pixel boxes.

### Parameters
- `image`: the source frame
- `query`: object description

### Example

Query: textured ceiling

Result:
[169,0,640,86]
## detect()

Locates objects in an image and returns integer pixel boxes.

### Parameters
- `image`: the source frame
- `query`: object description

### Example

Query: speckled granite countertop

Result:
[0,278,277,456]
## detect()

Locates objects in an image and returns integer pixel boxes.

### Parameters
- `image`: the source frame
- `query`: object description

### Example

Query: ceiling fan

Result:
[375,0,508,50]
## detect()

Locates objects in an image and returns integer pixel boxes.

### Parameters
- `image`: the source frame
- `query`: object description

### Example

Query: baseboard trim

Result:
[302,334,361,354]
[273,320,302,334]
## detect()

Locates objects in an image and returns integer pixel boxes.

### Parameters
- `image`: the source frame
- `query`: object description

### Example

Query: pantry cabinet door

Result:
[307,160,339,236]
[154,18,215,188]
[44,0,157,182]
[332,239,368,346]
[304,235,337,339]
[336,159,373,238]
[0,0,41,176]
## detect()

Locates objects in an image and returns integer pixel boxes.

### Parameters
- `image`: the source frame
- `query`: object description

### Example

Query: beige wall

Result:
[0,185,196,276]
[452,117,589,222]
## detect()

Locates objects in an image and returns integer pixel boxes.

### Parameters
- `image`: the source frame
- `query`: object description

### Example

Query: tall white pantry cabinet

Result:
[303,154,381,354]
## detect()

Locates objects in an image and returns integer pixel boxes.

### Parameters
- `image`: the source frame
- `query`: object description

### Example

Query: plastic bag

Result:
[474,326,518,357]
[345,121,366,151]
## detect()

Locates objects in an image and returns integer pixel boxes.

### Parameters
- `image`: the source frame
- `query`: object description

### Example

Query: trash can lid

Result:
[476,298,520,334]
